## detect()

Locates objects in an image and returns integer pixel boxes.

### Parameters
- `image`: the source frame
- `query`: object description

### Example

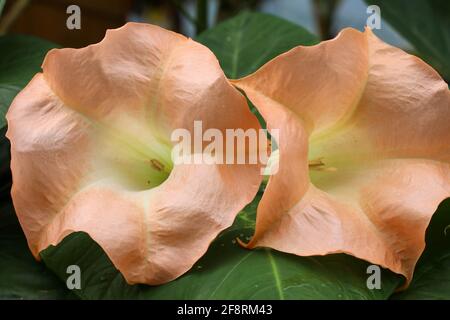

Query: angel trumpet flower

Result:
[233,28,450,287]
[6,23,263,285]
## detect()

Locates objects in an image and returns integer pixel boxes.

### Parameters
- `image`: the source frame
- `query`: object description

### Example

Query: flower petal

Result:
[234,90,310,245]
[308,28,450,163]
[42,22,257,141]
[234,28,450,286]
[7,23,262,284]
[233,28,369,135]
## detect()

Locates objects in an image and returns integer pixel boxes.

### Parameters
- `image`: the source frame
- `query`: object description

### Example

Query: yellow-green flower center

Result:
[91,119,173,191]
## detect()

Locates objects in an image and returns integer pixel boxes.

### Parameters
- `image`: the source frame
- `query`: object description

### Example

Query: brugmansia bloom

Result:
[6,23,262,284]
[234,28,450,287]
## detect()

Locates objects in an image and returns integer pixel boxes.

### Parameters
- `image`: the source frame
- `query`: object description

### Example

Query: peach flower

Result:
[6,23,262,285]
[234,28,450,287]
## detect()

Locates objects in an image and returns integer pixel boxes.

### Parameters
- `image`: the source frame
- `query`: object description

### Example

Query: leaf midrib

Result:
[266,249,285,300]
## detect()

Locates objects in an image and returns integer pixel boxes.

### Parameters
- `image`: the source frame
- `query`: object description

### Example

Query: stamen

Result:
[149,159,165,172]
[308,157,325,167]
[308,157,337,172]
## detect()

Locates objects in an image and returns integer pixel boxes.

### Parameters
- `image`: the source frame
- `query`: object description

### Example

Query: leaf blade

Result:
[366,0,450,80]
[391,198,450,300]
[0,35,58,127]
[196,11,318,79]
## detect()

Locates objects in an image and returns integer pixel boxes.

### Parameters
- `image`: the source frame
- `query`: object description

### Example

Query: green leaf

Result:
[0,206,73,299]
[0,197,73,299]
[391,198,450,300]
[40,193,401,300]
[0,35,58,128]
[366,0,450,80]
[196,11,318,79]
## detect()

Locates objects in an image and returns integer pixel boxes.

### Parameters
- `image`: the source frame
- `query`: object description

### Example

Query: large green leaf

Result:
[40,193,401,300]
[0,202,73,299]
[392,198,450,300]
[0,35,58,128]
[366,0,450,80]
[196,11,318,79]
